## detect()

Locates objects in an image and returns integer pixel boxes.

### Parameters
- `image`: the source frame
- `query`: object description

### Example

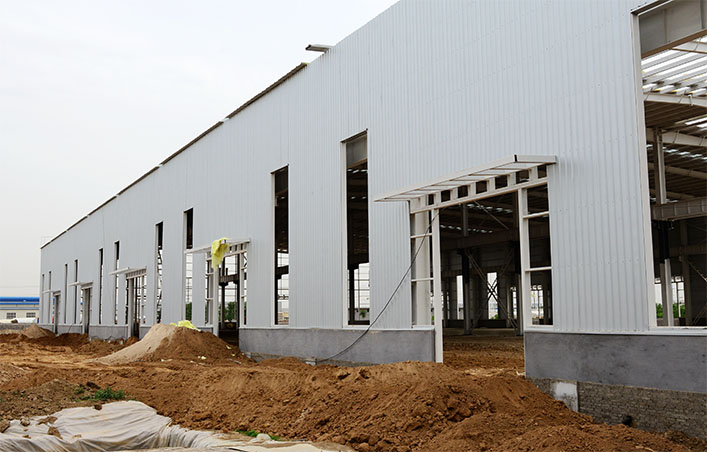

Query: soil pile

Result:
[21,325,54,339]
[70,360,694,452]
[96,324,240,364]
[0,379,97,419]
[0,335,701,452]
[30,333,88,347]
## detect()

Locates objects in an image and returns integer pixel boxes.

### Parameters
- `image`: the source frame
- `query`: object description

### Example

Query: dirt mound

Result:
[0,379,98,419]
[0,363,26,386]
[83,361,691,452]
[0,335,698,452]
[30,333,89,347]
[485,424,691,452]
[21,325,54,339]
[76,338,127,356]
[96,323,240,364]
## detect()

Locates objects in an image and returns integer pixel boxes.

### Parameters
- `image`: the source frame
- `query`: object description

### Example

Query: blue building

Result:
[0,297,40,322]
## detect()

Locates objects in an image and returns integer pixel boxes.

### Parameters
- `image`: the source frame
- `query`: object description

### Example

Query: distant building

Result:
[0,297,40,323]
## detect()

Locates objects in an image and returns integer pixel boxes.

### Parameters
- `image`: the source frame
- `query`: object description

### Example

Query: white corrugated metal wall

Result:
[40,0,653,334]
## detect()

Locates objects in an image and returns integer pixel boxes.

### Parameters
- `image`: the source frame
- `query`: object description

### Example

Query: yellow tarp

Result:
[211,237,229,270]
[169,320,198,330]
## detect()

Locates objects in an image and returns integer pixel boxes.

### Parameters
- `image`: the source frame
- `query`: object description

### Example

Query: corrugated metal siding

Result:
[41,0,651,333]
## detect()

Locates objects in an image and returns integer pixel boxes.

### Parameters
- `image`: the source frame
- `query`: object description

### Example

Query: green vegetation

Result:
[237,429,280,441]
[656,303,685,319]
[93,387,125,401]
[226,302,236,321]
[74,385,126,401]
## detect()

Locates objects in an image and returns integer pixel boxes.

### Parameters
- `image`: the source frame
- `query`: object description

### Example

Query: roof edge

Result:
[41,62,308,250]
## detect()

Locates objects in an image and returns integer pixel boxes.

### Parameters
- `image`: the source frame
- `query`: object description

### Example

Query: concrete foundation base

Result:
[525,331,707,439]
[83,325,129,341]
[56,324,85,335]
[525,331,707,393]
[239,327,435,365]
[531,378,707,439]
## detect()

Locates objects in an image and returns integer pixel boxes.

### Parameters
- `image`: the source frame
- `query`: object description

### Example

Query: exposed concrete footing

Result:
[239,327,435,365]
[530,377,707,440]
[524,332,707,393]
[525,331,707,439]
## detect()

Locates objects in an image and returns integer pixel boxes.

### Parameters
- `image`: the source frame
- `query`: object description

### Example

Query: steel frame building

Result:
[39,0,706,437]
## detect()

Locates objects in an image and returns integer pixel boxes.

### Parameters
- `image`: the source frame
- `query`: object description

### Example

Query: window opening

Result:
[98,249,103,324]
[242,253,248,325]
[114,241,120,325]
[205,258,213,324]
[223,256,238,325]
[40,273,44,322]
[63,263,68,324]
[48,271,52,324]
[274,166,289,325]
[155,222,164,323]
[345,133,370,325]
[73,259,79,324]
[184,209,193,321]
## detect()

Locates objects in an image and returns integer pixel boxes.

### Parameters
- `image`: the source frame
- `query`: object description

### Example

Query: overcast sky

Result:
[0,0,398,297]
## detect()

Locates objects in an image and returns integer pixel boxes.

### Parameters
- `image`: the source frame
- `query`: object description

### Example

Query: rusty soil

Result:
[0,329,704,452]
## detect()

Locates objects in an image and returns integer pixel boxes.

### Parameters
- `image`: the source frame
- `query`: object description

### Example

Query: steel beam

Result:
[647,162,707,180]
[643,93,707,107]
[646,128,707,148]
[653,197,707,221]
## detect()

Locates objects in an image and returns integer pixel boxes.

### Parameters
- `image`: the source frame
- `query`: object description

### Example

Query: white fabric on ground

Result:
[0,401,349,452]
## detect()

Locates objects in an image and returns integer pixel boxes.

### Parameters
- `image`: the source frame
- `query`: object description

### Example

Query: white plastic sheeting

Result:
[0,401,349,452]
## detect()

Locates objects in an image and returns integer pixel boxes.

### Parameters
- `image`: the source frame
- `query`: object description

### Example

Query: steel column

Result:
[654,128,674,326]
[431,207,443,363]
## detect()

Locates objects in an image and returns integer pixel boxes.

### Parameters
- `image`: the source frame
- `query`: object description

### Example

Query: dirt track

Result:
[0,330,703,452]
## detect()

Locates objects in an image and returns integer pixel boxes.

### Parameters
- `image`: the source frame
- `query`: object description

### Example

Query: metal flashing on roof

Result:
[306,44,333,52]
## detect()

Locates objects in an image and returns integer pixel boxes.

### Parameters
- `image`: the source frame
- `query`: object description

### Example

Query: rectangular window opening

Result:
[63,263,68,324]
[155,222,164,323]
[74,259,79,324]
[345,133,370,325]
[184,209,193,322]
[98,249,103,325]
[274,166,289,325]
[114,242,120,325]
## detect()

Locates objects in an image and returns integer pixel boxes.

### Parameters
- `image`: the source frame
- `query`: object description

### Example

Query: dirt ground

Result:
[0,329,704,452]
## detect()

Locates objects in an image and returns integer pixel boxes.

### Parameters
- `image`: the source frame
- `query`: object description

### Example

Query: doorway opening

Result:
[126,270,147,338]
[52,292,60,333]
[377,155,555,362]
[637,7,707,327]
[81,286,92,335]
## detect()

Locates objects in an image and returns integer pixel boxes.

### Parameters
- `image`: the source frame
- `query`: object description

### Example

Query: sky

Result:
[0,0,398,297]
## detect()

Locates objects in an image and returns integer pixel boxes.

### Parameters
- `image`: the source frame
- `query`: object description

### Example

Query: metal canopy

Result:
[185,239,250,256]
[375,155,556,203]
